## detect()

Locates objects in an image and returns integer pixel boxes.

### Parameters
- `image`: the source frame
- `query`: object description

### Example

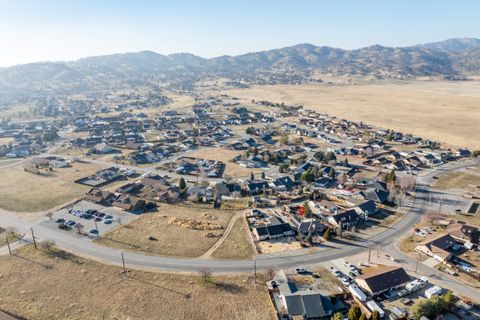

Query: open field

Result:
[186,147,241,163]
[226,80,480,149]
[212,217,254,260]
[0,161,102,213]
[97,204,237,258]
[0,245,274,320]
[433,171,480,192]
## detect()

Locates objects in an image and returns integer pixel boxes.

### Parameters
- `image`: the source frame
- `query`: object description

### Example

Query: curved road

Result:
[1,159,479,300]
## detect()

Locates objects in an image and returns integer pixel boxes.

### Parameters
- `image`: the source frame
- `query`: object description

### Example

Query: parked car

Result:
[56,218,65,224]
[103,218,113,224]
[88,228,99,235]
[65,220,76,228]
[343,261,357,271]
[296,266,307,273]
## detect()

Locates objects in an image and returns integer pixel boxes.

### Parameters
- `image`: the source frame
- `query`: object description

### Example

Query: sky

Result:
[0,0,479,67]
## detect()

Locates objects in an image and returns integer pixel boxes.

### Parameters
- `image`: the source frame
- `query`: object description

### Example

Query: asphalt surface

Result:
[0,159,479,301]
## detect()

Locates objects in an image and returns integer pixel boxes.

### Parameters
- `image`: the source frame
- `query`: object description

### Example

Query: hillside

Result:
[0,38,480,104]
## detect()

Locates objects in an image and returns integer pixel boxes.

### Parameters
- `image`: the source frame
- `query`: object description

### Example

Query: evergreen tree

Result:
[179,177,187,190]
[348,305,362,320]
[261,172,266,180]
[342,158,349,167]
[314,151,325,161]
[358,314,367,320]
[250,171,255,181]
[370,310,380,320]
[323,227,331,240]
[332,313,343,320]
[303,201,312,217]
[325,151,337,161]
[328,168,336,179]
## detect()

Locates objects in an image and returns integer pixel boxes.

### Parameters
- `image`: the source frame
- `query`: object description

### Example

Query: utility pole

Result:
[253,259,257,283]
[94,219,99,237]
[121,252,127,274]
[31,228,37,249]
[5,235,11,255]
[368,241,372,264]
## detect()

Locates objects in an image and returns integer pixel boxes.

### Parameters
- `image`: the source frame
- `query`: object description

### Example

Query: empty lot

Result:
[227,80,480,149]
[0,246,274,320]
[0,161,103,215]
[97,204,237,258]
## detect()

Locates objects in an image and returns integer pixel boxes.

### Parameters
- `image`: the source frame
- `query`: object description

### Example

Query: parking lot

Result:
[40,200,138,238]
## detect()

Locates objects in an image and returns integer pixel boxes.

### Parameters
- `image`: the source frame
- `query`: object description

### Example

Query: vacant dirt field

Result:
[212,217,254,259]
[433,171,480,192]
[227,80,480,149]
[0,162,102,213]
[0,246,274,320]
[97,204,237,257]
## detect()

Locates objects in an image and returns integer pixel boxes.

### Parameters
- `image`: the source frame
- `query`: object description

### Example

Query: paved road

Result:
[0,159,479,300]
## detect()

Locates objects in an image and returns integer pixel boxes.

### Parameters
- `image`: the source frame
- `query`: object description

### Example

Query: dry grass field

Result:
[0,161,102,213]
[0,246,274,320]
[227,80,480,149]
[97,204,237,257]
[212,217,254,259]
[433,171,480,192]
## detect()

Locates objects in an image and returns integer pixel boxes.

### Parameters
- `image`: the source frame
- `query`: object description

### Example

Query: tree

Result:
[342,158,349,167]
[279,134,289,145]
[314,151,325,161]
[245,126,254,135]
[328,168,336,179]
[46,212,53,221]
[250,171,255,181]
[261,172,266,180]
[370,310,380,320]
[199,268,213,284]
[305,231,314,245]
[358,314,367,320]
[336,223,343,237]
[348,304,362,320]
[301,170,315,183]
[303,201,312,217]
[325,151,337,161]
[332,312,343,320]
[179,177,187,190]
[39,239,55,252]
[410,295,447,320]
[323,227,331,241]
[443,290,455,309]
[385,169,396,183]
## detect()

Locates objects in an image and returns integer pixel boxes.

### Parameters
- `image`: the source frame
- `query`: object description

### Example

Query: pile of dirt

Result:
[168,216,223,231]
[202,231,223,238]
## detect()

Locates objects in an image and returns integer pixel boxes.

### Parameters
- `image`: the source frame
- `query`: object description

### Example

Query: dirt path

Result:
[198,211,245,259]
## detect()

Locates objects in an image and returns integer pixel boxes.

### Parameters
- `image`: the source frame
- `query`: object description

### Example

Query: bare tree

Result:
[199,268,212,283]
[116,217,122,225]
[266,267,276,280]
[46,212,53,222]
[39,239,55,252]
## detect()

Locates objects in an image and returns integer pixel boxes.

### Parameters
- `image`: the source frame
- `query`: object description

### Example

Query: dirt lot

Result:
[0,245,274,320]
[97,204,237,258]
[186,147,241,163]
[227,80,480,149]
[433,171,480,192]
[257,237,303,254]
[0,161,103,214]
[212,217,254,259]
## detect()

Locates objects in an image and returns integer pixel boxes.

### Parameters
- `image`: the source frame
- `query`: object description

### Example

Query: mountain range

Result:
[1,38,480,103]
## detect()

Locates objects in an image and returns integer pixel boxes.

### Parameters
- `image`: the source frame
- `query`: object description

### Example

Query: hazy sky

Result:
[0,0,479,67]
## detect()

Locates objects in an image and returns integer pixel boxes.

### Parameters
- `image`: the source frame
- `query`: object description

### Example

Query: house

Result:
[356,266,410,296]
[270,176,295,191]
[297,219,325,236]
[112,195,146,212]
[353,200,378,219]
[84,188,116,205]
[91,143,114,154]
[446,222,479,244]
[361,188,389,204]
[243,180,270,195]
[327,209,359,230]
[252,216,295,241]
[416,234,456,263]
[275,270,340,320]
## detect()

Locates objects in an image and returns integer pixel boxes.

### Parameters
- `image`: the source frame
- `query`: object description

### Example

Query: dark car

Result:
[56,218,65,224]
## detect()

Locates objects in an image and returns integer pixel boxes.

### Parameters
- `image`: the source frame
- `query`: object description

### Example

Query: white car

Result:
[344,261,357,271]
[416,231,428,237]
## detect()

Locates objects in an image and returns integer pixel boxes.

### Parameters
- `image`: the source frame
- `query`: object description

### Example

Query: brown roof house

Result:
[356,266,410,296]
[85,188,116,205]
[112,195,146,212]
[447,222,479,244]
[416,233,456,263]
